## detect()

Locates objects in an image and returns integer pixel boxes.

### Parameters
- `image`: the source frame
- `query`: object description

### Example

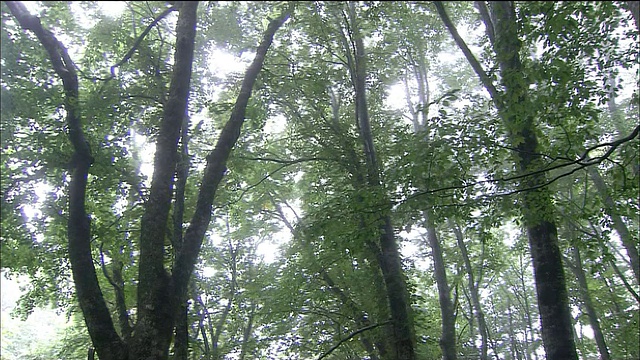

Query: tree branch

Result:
[317,321,391,360]
[110,5,178,78]
[173,3,292,309]
[433,1,501,106]
[405,125,639,201]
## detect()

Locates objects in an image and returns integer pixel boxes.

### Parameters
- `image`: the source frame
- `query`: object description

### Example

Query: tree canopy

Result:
[1,1,638,360]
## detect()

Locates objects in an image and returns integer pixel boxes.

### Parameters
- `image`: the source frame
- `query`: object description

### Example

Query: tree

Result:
[2,2,637,360]
[3,1,291,358]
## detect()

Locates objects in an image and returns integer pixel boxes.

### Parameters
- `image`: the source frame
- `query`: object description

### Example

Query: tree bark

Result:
[346,3,417,359]
[435,2,578,359]
[130,4,199,358]
[566,246,611,360]
[7,2,291,359]
[425,215,457,360]
[172,109,191,360]
[451,221,489,360]
[5,2,127,359]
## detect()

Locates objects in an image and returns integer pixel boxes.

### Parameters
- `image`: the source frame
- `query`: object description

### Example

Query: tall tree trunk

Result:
[586,165,639,284]
[435,3,578,359]
[211,226,237,360]
[327,88,395,360]
[129,4,199,357]
[6,2,291,358]
[172,109,191,360]
[506,296,524,360]
[593,72,640,284]
[517,254,538,360]
[402,40,457,360]
[238,303,256,360]
[271,198,382,360]
[451,221,489,360]
[346,3,417,359]
[425,215,457,360]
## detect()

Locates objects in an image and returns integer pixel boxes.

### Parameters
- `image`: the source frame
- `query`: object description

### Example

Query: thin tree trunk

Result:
[425,214,457,360]
[567,246,611,360]
[211,225,237,360]
[435,3,578,359]
[507,295,524,360]
[172,109,191,360]
[402,35,456,360]
[510,252,537,360]
[593,73,640,284]
[451,221,489,360]
[238,303,256,360]
[271,198,382,360]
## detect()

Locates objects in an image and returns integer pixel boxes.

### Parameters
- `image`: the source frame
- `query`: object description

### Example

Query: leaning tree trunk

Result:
[566,245,611,360]
[435,2,578,359]
[345,2,417,359]
[272,200,381,360]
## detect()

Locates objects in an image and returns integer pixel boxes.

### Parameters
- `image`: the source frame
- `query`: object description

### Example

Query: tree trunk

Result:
[586,165,639,284]
[346,3,417,359]
[172,109,191,360]
[238,303,256,360]
[435,3,578,359]
[507,296,524,360]
[211,227,237,360]
[272,198,382,360]
[6,2,291,358]
[425,214,457,360]
[567,246,611,360]
[401,33,456,360]
[451,221,489,360]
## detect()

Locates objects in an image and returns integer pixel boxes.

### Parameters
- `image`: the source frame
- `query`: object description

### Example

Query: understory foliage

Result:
[1,1,638,360]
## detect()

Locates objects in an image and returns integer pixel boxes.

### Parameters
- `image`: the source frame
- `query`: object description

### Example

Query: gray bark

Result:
[435,2,578,359]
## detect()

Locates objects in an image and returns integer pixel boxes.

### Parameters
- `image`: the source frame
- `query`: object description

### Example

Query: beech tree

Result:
[3,1,290,358]
[1,2,637,360]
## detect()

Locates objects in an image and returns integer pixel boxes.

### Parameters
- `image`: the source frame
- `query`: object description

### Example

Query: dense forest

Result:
[1,1,638,360]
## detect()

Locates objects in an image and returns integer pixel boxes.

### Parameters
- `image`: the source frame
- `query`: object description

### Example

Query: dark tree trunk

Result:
[7,1,291,359]
[172,109,191,360]
[435,2,578,359]
[346,2,417,359]
[173,304,189,360]
[130,4,199,358]
[5,2,129,359]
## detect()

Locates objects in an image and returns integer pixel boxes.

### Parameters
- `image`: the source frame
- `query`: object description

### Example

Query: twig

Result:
[317,321,391,360]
